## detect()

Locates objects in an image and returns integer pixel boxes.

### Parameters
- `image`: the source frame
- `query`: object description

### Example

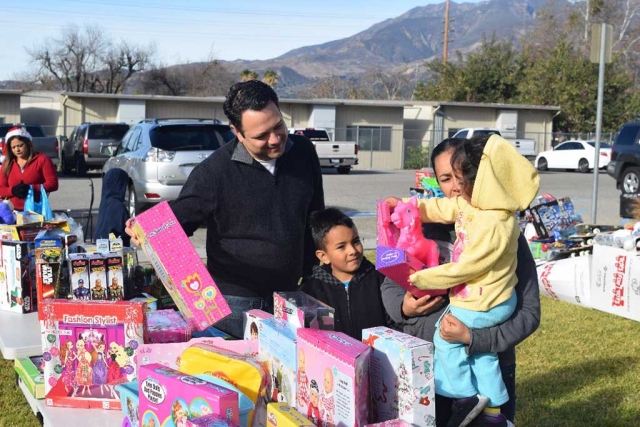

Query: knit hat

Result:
[5,126,32,143]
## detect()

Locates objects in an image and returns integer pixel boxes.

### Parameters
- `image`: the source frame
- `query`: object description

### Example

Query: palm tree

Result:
[240,69,258,82]
[262,70,278,87]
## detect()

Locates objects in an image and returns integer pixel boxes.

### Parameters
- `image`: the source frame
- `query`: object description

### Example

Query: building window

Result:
[346,126,392,151]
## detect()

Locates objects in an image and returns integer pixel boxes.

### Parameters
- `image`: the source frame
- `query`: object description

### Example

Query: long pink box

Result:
[296,329,370,427]
[132,201,231,331]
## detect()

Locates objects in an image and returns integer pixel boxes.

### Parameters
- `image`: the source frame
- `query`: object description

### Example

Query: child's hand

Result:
[401,291,445,317]
[384,196,402,210]
[125,218,141,246]
[439,313,471,344]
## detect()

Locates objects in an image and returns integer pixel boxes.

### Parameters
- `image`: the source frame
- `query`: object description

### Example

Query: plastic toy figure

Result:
[109,277,123,301]
[390,197,440,268]
[91,279,107,300]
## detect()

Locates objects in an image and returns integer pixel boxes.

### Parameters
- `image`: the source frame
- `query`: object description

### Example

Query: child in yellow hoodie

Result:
[407,134,539,427]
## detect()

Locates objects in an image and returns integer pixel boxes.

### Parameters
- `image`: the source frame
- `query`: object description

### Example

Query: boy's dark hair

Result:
[223,80,280,136]
[310,208,355,251]
[450,134,491,197]
[431,138,464,175]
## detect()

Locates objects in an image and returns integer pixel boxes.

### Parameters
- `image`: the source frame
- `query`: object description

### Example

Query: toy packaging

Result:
[38,299,147,409]
[69,254,90,301]
[129,292,158,312]
[296,329,371,427]
[193,325,235,340]
[266,403,314,427]
[195,374,255,427]
[34,235,63,303]
[139,363,240,426]
[258,318,298,406]
[537,257,591,307]
[0,220,70,242]
[89,255,108,300]
[106,253,124,301]
[364,420,413,427]
[14,355,45,399]
[115,381,140,427]
[187,414,242,427]
[243,309,274,340]
[530,198,580,239]
[147,309,193,343]
[0,240,36,313]
[131,201,231,331]
[273,292,335,330]
[362,327,436,426]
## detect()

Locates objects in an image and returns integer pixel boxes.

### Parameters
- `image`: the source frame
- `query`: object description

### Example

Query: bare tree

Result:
[99,41,155,93]
[364,68,413,100]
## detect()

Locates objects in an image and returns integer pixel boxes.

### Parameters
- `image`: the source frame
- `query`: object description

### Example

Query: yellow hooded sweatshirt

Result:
[409,135,540,311]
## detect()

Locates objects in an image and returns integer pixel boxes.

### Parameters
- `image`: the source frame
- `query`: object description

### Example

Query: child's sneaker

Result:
[446,394,490,427]
[469,412,515,427]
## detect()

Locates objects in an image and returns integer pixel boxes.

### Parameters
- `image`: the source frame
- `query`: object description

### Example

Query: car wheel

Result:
[61,153,73,175]
[578,158,590,173]
[621,166,640,194]
[537,157,548,171]
[127,184,139,217]
[337,166,351,175]
[75,154,87,177]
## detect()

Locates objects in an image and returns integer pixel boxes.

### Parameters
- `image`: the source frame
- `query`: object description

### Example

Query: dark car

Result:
[607,122,640,194]
[61,122,130,176]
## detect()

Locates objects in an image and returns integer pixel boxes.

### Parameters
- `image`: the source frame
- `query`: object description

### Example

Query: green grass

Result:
[1,297,640,426]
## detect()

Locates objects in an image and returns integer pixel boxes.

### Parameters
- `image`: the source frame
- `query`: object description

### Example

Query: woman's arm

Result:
[0,168,12,198]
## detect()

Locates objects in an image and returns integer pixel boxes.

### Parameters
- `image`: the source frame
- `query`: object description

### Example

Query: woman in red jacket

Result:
[0,126,58,211]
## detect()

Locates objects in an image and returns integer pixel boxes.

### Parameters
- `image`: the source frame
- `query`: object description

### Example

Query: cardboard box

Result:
[273,292,334,330]
[266,403,314,427]
[187,414,241,427]
[38,299,147,409]
[147,309,192,343]
[34,236,63,303]
[0,220,70,242]
[364,421,414,427]
[296,329,370,427]
[537,256,591,307]
[0,241,36,313]
[88,255,108,300]
[591,244,640,322]
[105,253,124,301]
[243,309,273,340]
[68,254,90,300]
[259,318,298,407]
[376,246,445,299]
[15,355,45,399]
[362,327,436,426]
[132,201,230,331]
[16,211,44,225]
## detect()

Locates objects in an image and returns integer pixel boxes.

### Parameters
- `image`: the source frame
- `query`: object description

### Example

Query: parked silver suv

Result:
[62,122,130,176]
[102,118,235,216]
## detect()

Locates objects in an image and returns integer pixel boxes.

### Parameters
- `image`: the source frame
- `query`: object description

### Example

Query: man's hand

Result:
[401,291,445,318]
[125,218,141,246]
[384,196,402,210]
[439,312,471,344]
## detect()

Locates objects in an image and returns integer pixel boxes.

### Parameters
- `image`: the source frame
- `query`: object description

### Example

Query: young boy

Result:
[301,208,388,340]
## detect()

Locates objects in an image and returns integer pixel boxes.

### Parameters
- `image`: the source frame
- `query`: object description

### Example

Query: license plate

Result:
[330,159,340,164]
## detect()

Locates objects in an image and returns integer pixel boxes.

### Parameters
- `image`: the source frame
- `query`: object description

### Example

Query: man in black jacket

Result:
[127,81,325,338]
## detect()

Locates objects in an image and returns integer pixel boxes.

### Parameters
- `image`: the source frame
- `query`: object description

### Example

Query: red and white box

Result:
[537,256,591,307]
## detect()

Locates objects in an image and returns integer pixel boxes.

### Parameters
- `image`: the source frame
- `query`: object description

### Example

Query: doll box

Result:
[362,327,436,426]
[364,420,413,427]
[139,363,240,426]
[266,403,314,427]
[376,246,446,299]
[131,201,231,331]
[14,355,45,399]
[273,292,335,330]
[147,309,193,343]
[34,236,63,303]
[243,309,273,340]
[38,299,147,409]
[258,318,298,406]
[0,240,36,314]
[296,329,371,427]
[187,414,242,427]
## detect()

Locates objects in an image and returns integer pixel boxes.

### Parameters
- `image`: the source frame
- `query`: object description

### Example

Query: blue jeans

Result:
[212,295,274,339]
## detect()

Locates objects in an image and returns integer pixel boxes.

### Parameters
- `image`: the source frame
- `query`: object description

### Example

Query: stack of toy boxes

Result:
[139,363,239,426]
[362,327,436,426]
[67,252,124,301]
[38,299,148,409]
[14,355,45,399]
[296,329,371,427]
[147,309,193,343]
[259,318,298,407]
[0,241,36,313]
[131,201,231,331]
[243,309,273,340]
[266,403,314,427]
[273,291,335,330]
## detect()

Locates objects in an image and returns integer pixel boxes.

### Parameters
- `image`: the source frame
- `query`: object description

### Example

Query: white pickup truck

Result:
[289,128,358,174]
[452,128,537,157]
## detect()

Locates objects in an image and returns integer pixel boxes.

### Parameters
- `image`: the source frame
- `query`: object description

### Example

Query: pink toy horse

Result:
[390,197,440,268]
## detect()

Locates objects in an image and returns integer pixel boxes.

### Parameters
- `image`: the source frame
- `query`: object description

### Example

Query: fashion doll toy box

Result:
[258,318,298,406]
[243,309,274,340]
[0,240,36,313]
[296,329,371,427]
[187,414,242,427]
[266,403,314,427]
[147,309,193,344]
[131,201,231,331]
[138,363,240,426]
[38,299,148,409]
[273,291,335,330]
[362,327,436,426]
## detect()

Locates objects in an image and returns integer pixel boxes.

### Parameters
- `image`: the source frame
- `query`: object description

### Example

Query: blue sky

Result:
[1,0,484,81]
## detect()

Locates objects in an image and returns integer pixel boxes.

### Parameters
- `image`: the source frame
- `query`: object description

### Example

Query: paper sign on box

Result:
[537,256,591,307]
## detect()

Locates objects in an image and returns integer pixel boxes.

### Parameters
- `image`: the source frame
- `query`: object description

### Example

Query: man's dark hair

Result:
[430,138,464,175]
[310,208,355,251]
[450,134,491,197]
[222,80,280,135]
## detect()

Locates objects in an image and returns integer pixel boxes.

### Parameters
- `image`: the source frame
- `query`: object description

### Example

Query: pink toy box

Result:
[364,420,413,427]
[139,363,240,426]
[147,309,193,343]
[376,200,445,299]
[38,299,148,409]
[296,329,371,427]
[131,201,231,331]
[273,291,335,330]
[259,318,298,406]
[243,309,273,340]
[187,414,241,427]
[362,327,435,426]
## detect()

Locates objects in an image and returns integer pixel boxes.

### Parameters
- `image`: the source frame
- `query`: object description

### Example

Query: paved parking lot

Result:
[49,168,625,251]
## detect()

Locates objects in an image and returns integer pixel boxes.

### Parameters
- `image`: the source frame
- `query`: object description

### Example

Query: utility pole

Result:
[443,0,451,63]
